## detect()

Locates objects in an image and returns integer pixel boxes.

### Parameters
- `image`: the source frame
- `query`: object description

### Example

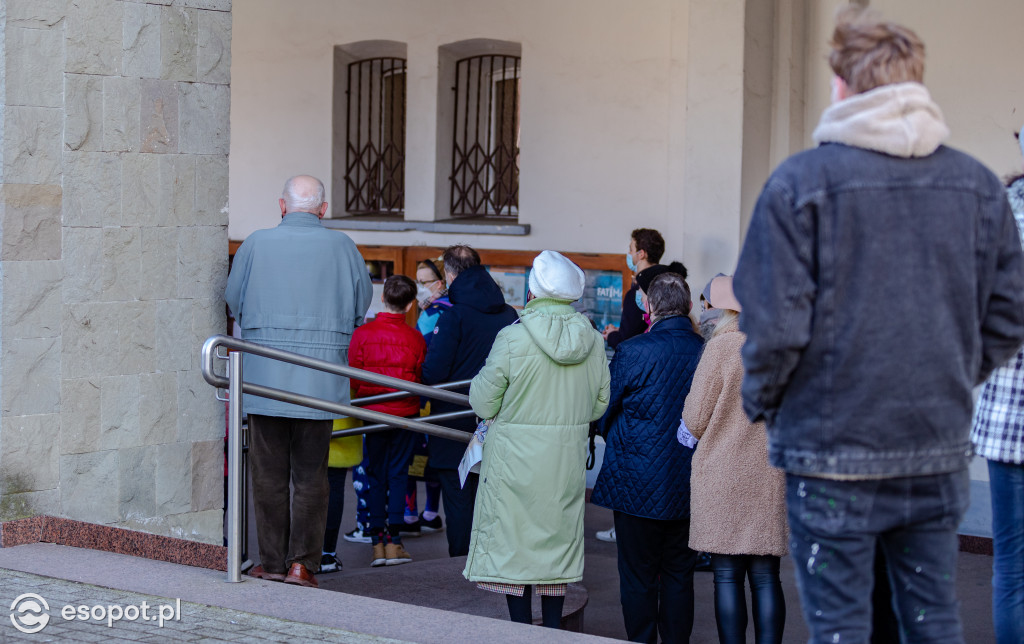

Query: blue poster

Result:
[592,271,623,329]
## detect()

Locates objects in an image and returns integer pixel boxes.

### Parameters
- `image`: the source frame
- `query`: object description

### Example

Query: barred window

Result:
[450,55,520,217]
[345,57,406,215]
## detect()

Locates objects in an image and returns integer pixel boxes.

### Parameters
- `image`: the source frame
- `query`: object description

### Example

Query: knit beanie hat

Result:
[636,261,687,294]
[528,250,586,301]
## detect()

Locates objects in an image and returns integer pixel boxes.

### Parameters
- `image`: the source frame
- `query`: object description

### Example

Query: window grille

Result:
[345,57,406,215]
[451,55,520,217]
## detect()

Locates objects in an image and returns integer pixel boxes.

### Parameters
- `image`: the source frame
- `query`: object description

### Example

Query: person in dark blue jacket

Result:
[592,268,704,644]
[422,245,518,557]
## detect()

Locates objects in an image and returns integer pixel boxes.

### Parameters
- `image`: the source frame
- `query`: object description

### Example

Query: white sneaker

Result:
[343,527,372,544]
[596,527,616,543]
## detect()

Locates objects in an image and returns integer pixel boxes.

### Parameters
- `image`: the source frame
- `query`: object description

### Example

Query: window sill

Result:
[323,215,530,236]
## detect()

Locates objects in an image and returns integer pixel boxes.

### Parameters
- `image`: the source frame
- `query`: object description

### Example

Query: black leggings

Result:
[505,586,565,628]
[711,554,786,644]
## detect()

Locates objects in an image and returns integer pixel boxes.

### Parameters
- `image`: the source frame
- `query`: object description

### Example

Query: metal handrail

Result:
[202,335,470,407]
[351,379,472,407]
[201,334,476,582]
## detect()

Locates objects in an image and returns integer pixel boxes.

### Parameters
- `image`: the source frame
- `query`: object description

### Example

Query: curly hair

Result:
[631,228,665,264]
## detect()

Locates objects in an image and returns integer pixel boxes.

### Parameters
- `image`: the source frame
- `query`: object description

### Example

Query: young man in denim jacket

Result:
[734,7,1024,643]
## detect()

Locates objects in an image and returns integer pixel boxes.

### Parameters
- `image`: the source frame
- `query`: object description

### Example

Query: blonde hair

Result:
[828,6,925,95]
[711,309,740,339]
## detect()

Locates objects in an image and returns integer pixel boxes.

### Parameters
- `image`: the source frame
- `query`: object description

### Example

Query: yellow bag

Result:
[328,417,364,468]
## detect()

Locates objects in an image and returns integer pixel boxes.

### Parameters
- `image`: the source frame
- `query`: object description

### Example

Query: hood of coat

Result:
[519,298,598,366]
[812,82,950,158]
[448,265,510,314]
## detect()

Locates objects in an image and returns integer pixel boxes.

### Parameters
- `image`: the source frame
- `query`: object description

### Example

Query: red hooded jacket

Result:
[348,312,427,417]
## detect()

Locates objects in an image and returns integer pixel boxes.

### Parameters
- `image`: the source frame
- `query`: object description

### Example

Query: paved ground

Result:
[2,568,399,643]
[0,477,997,642]
[269,477,996,642]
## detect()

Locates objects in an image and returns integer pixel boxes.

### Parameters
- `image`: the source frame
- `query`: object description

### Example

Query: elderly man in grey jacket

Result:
[225,175,372,588]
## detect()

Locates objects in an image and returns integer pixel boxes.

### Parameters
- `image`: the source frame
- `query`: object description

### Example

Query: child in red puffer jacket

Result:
[348,274,427,566]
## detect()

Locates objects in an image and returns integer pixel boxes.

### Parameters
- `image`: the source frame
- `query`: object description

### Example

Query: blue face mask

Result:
[626,252,637,272]
[635,289,645,312]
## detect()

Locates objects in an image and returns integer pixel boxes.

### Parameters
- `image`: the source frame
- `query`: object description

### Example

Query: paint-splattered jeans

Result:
[785,470,969,644]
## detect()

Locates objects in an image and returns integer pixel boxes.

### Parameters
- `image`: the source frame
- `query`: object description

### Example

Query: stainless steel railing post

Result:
[226,351,243,583]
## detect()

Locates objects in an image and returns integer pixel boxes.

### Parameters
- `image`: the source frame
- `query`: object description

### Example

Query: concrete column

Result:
[0,0,231,545]
[676,0,747,290]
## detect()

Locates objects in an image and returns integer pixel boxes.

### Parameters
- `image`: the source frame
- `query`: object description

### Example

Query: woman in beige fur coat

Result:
[682,276,787,644]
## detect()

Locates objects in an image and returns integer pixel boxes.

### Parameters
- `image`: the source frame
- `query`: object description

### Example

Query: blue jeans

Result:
[988,459,1024,644]
[785,471,968,644]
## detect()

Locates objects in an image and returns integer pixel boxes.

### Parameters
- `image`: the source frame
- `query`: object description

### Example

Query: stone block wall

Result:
[0,0,231,544]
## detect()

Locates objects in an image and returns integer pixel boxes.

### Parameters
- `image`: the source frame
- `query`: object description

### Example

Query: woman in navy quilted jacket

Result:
[592,268,704,643]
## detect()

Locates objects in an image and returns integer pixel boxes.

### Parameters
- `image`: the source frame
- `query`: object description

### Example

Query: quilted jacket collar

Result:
[649,314,694,334]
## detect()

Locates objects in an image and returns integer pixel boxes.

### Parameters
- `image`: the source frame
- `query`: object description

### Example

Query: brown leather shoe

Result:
[248,565,285,582]
[283,563,318,588]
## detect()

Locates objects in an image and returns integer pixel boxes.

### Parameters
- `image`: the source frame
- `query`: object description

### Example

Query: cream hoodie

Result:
[812,81,950,158]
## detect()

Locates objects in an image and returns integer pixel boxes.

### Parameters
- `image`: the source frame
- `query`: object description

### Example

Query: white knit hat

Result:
[528,250,586,301]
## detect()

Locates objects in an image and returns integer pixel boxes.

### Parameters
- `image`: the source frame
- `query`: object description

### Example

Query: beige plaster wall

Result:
[803,1,1024,180]
[228,0,750,290]
[231,1,1023,293]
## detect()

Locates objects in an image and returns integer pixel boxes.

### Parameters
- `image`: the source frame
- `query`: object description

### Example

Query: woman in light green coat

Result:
[464,251,611,628]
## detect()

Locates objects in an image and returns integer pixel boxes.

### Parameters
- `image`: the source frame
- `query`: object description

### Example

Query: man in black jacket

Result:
[422,245,518,556]
[602,228,664,349]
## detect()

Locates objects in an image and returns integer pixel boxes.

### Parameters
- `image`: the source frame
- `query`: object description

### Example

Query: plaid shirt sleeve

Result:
[972,180,1024,465]
[972,349,1024,464]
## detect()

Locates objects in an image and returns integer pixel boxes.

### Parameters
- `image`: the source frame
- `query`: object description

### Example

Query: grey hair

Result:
[442,244,481,277]
[281,176,325,213]
[647,273,692,322]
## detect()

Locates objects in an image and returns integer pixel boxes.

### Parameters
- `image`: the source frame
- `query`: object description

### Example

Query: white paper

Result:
[458,433,484,487]
[677,417,698,448]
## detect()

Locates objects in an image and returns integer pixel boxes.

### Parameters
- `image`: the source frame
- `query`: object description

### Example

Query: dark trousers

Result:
[248,415,332,574]
[323,466,348,553]
[786,471,968,644]
[613,511,696,643]
[436,469,478,557]
[710,554,785,644]
[364,428,417,537]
